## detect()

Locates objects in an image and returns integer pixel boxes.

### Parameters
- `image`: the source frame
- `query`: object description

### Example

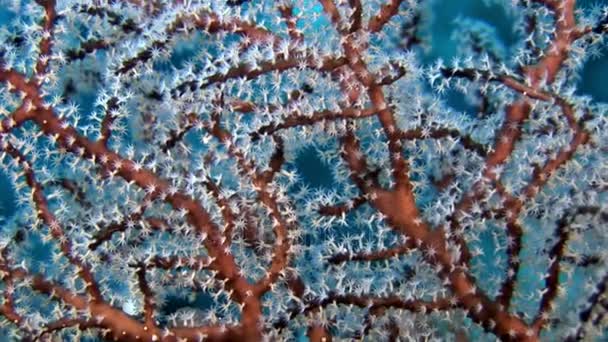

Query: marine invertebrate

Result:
[0,0,606,340]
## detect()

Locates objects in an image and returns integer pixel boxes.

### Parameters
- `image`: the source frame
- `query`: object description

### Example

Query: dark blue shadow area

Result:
[0,7,14,25]
[160,292,214,318]
[294,147,333,189]
[576,0,608,103]
[578,48,608,103]
[0,171,15,222]
[577,0,608,9]
[444,88,478,116]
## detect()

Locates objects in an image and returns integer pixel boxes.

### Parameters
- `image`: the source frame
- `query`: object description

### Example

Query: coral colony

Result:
[0,0,607,340]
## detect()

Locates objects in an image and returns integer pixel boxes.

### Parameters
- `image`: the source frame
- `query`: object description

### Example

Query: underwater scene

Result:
[0,0,607,341]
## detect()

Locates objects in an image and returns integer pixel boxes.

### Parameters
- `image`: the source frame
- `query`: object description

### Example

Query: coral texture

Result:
[0,0,607,341]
